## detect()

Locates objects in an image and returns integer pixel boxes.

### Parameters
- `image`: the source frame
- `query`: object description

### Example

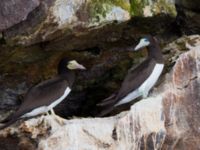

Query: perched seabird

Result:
[0,58,86,129]
[97,35,164,116]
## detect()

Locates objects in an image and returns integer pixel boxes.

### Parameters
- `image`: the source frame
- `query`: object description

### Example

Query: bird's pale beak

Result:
[134,39,150,51]
[73,61,86,70]
[134,42,145,51]
[75,63,86,70]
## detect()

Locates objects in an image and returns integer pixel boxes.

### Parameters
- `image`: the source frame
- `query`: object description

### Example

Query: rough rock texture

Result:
[131,0,176,17]
[175,0,200,34]
[0,0,40,31]
[0,0,177,46]
[0,35,199,150]
[162,38,200,149]
[2,0,131,46]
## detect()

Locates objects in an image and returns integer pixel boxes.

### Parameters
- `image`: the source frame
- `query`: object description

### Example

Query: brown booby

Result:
[97,35,164,116]
[0,58,86,129]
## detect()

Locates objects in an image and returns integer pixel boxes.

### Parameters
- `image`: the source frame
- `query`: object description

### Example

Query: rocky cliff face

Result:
[175,0,200,34]
[0,0,180,119]
[0,0,40,31]
[0,35,199,150]
[1,0,200,47]
[1,0,131,46]
[0,1,200,149]
[0,0,178,47]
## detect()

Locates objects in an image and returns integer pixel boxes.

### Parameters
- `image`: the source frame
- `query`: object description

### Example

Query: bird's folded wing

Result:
[113,58,156,102]
[96,93,117,106]
[5,77,69,121]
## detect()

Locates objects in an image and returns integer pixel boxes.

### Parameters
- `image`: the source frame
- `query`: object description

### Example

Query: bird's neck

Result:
[60,71,75,87]
[147,44,164,63]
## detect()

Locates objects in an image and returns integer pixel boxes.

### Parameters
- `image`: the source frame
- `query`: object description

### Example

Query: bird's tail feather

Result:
[96,93,117,106]
[0,118,19,130]
[0,115,13,124]
[114,90,141,107]
[96,105,115,117]
[96,94,118,117]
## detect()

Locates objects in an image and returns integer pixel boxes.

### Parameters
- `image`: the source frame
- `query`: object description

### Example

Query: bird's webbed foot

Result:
[50,109,65,125]
[45,111,50,116]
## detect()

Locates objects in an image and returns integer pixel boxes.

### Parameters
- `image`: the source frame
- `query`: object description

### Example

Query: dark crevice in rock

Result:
[175,3,200,35]
[0,32,6,45]
[176,4,200,13]
[112,127,117,140]
[0,135,21,150]
[74,47,101,56]
[83,128,111,148]
[177,76,198,90]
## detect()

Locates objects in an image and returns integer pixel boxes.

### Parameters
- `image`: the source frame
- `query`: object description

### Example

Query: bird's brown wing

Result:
[6,76,69,121]
[96,93,117,106]
[97,58,156,107]
[114,58,156,102]
[96,59,157,117]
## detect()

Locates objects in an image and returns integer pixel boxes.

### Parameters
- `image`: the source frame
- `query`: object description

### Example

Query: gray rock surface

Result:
[0,0,40,31]
[3,0,131,46]
[0,0,178,46]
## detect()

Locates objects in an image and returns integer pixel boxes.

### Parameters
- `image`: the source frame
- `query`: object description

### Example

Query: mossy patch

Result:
[130,0,176,17]
[152,0,176,16]
[130,0,148,16]
[89,0,130,23]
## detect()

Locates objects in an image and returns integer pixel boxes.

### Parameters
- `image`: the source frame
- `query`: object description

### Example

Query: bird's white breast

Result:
[115,89,140,106]
[22,87,71,118]
[115,63,164,106]
[139,63,164,93]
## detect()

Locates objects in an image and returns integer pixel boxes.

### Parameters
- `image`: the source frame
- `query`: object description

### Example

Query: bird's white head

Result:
[134,38,150,51]
[67,60,86,70]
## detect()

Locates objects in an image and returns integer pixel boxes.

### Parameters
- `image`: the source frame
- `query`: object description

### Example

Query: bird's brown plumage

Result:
[0,75,72,130]
[0,58,86,130]
[97,36,164,116]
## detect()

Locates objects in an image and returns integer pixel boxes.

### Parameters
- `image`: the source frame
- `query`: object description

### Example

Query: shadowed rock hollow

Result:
[0,35,199,150]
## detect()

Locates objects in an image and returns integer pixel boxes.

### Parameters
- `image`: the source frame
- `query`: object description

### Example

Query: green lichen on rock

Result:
[110,0,131,11]
[130,0,176,17]
[89,0,130,23]
[152,0,176,16]
[130,0,148,16]
[89,1,112,22]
